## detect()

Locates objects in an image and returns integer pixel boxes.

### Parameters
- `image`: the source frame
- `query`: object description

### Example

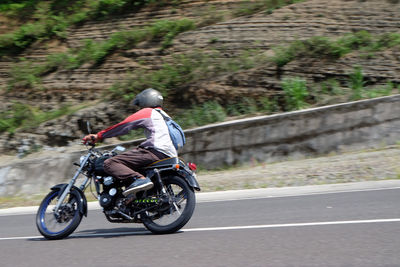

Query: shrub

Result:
[226,97,259,116]
[174,96,280,130]
[109,52,211,99]
[233,0,305,17]
[45,52,72,71]
[0,102,86,134]
[65,18,194,67]
[282,77,309,110]
[320,79,343,95]
[364,82,394,99]
[150,19,195,49]
[86,0,168,21]
[270,31,400,68]
[0,0,162,57]
[349,67,365,100]
[337,30,373,51]
[271,36,346,67]
[6,18,196,91]
[0,33,15,55]
[375,33,400,49]
[0,102,31,133]
[0,0,39,19]
[7,59,43,90]
[176,101,227,128]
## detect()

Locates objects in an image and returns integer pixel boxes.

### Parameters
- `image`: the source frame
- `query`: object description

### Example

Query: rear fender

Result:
[50,184,88,217]
[177,169,201,191]
[146,168,201,191]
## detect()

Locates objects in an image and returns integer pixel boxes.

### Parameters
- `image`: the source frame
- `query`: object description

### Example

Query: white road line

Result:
[182,218,400,232]
[1,218,400,241]
[0,235,42,241]
[196,183,400,203]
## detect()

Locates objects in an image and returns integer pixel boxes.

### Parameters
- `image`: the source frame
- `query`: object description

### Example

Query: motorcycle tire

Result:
[142,176,195,234]
[36,189,83,240]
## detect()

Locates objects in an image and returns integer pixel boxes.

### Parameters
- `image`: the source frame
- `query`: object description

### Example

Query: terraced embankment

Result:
[0,0,399,156]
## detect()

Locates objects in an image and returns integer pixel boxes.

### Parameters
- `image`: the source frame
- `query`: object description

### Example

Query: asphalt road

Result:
[0,184,399,267]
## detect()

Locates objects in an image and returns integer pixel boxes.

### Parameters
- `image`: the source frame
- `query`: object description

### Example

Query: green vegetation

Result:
[0,102,87,134]
[364,82,397,99]
[0,0,180,57]
[53,18,195,67]
[0,0,315,61]
[0,15,68,56]
[108,49,262,100]
[169,67,398,130]
[347,66,399,100]
[271,31,400,68]
[0,0,78,56]
[1,0,400,136]
[148,19,196,49]
[3,30,400,135]
[0,0,400,205]
[233,0,305,17]
[0,0,181,23]
[176,101,227,129]
[176,97,279,129]
[6,18,195,90]
[0,0,310,136]
[7,58,44,91]
[282,77,309,110]
[0,0,300,58]
[349,66,365,100]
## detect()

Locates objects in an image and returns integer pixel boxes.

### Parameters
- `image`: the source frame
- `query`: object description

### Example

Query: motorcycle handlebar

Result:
[82,135,96,147]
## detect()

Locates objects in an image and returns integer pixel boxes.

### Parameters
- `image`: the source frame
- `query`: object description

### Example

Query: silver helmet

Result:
[132,88,163,108]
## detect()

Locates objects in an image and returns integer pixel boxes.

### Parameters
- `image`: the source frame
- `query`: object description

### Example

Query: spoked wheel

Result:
[36,190,83,240]
[142,176,195,234]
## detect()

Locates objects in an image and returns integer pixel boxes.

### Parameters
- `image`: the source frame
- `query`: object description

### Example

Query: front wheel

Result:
[36,190,83,240]
[142,176,196,234]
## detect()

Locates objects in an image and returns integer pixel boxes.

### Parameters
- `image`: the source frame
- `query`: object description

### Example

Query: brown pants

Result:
[103,147,167,180]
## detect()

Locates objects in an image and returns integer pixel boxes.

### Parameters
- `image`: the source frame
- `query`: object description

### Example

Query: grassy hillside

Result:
[0,1,306,130]
[0,0,399,155]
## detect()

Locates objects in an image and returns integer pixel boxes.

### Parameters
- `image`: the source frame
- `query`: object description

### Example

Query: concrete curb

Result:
[1,180,400,216]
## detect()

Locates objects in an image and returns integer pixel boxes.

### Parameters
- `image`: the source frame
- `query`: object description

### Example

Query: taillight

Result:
[188,162,197,171]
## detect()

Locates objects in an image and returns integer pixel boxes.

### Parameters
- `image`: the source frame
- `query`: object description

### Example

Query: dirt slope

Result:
[0,0,399,154]
[198,144,400,192]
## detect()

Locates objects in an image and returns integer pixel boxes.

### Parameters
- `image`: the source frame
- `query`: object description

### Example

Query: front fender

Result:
[50,184,88,217]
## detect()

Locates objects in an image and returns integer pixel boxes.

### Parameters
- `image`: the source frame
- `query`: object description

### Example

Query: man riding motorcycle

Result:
[83,88,177,196]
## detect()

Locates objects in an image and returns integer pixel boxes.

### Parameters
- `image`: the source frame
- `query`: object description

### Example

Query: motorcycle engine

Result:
[99,188,117,209]
[99,193,112,208]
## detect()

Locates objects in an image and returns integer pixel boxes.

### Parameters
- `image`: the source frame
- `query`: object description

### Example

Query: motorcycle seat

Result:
[146,157,180,169]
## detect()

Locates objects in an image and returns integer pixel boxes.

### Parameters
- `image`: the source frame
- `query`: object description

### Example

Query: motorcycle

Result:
[36,125,200,240]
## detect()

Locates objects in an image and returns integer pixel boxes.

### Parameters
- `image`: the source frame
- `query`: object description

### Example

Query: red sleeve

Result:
[97,108,153,140]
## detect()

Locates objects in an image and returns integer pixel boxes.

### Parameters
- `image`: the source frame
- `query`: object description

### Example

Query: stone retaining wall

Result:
[181,94,400,168]
[0,95,399,196]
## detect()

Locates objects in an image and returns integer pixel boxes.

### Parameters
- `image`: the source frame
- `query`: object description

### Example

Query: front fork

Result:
[54,153,91,215]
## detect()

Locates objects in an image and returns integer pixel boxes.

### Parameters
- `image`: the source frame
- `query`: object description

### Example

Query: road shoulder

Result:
[1,179,400,216]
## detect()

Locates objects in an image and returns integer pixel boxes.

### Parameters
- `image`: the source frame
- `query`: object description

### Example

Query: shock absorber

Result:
[154,169,167,195]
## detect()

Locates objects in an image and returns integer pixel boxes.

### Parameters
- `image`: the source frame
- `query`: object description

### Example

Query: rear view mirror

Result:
[86,121,92,134]
[112,146,126,153]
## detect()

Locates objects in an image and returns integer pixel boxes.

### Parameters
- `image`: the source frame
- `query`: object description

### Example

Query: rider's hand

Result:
[82,134,98,145]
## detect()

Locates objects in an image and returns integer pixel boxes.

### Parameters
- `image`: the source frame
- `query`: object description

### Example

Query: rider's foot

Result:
[123,177,154,196]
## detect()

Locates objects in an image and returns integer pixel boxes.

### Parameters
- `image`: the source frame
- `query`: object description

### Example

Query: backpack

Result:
[155,109,186,150]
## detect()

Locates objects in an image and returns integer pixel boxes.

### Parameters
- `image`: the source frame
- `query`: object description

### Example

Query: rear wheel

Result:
[36,190,83,240]
[142,176,195,234]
